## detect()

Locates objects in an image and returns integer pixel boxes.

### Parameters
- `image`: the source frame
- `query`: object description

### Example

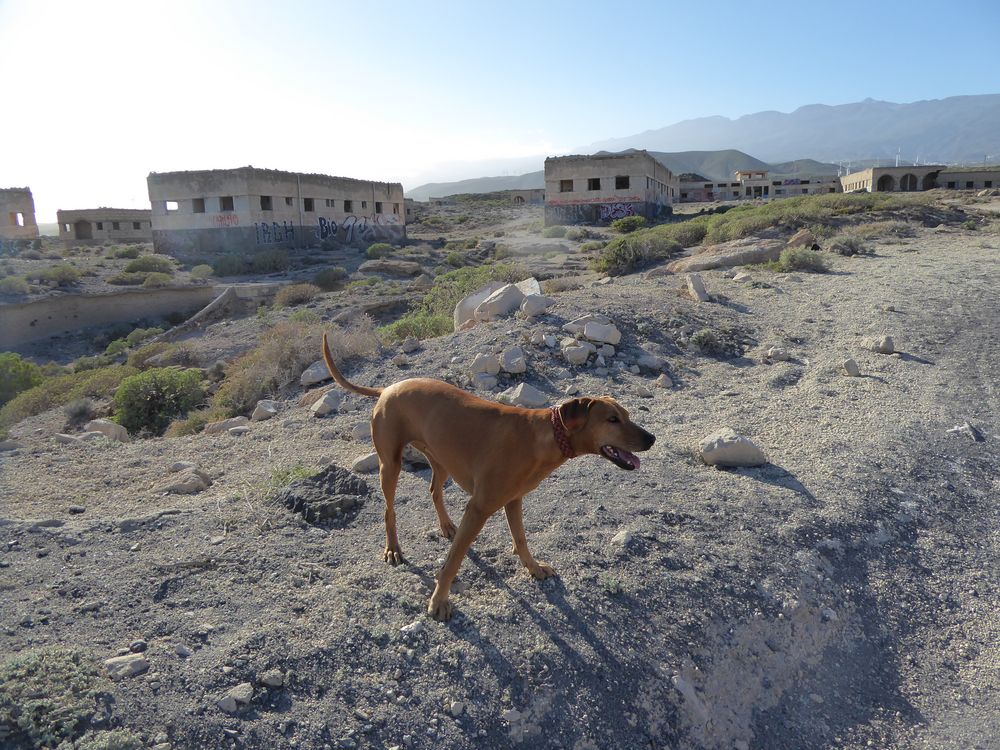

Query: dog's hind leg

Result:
[504,497,556,580]
[373,424,405,565]
[427,457,456,540]
[427,500,490,621]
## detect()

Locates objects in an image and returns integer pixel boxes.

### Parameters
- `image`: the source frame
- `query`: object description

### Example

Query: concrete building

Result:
[678,171,840,203]
[1,188,39,242]
[511,189,545,206]
[544,150,678,225]
[931,167,1000,192]
[840,165,944,193]
[147,166,405,260]
[57,208,152,246]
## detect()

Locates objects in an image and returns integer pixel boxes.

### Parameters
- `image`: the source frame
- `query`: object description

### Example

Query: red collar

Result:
[550,406,575,459]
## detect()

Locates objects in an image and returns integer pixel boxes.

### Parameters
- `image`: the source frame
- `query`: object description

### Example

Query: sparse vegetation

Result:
[107,272,149,286]
[445,251,464,267]
[269,463,320,493]
[142,271,172,287]
[0,275,29,295]
[189,263,214,280]
[611,215,647,233]
[212,249,290,276]
[767,246,831,273]
[564,227,588,241]
[114,367,205,436]
[541,225,567,238]
[274,283,321,308]
[365,243,394,259]
[126,342,178,370]
[690,328,724,355]
[828,236,873,257]
[589,233,682,275]
[112,246,140,259]
[313,266,347,290]
[37,264,81,287]
[64,397,96,426]
[0,352,43,406]
[288,309,320,323]
[123,255,174,274]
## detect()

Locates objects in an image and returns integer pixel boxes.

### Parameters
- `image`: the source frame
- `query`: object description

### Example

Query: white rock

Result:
[409,273,434,291]
[400,620,424,636]
[474,284,525,322]
[635,385,653,398]
[599,344,616,357]
[311,390,344,417]
[628,365,640,374]
[497,383,548,408]
[157,468,212,495]
[543,334,557,348]
[520,294,555,317]
[732,271,752,283]
[352,452,380,474]
[391,354,409,367]
[217,695,238,714]
[862,335,894,354]
[260,669,284,688]
[300,359,331,386]
[77,431,106,442]
[104,654,150,680]
[175,644,192,657]
[562,314,611,335]
[453,281,506,330]
[635,349,665,370]
[55,433,82,444]
[582,321,621,345]
[251,400,279,422]
[500,347,527,374]
[766,346,790,362]
[697,428,767,467]
[528,330,544,345]
[471,373,498,389]
[514,277,542,296]
[563,346,591,366]
[564,384,580,395]
[168,460,197,473]
[84,419,129,443]
[502,709,522,723]
[843,358,861,377]
[400,337,420,353]
[654,374,673,389]
[351,422,372,441]
[228,426,251,436]
[611,529,634,546]
[228,682,254,705]
[204,416,250,435]
[470,353,501,375]
[686,273,710,302]
[449,701,465,717]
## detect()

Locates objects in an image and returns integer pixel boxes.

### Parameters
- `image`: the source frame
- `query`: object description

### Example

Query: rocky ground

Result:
[1,198,999,750]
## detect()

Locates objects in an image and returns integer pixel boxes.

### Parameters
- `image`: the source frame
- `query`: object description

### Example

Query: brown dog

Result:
[322,334,655,620]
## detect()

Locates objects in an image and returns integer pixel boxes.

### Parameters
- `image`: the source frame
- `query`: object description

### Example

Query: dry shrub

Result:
[542,276,584,293]
[274,283,321,308]
[846,221,916,240]
[212,317,377,418]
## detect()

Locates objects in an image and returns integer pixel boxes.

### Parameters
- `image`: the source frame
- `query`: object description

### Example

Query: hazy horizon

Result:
[3,0,999,222]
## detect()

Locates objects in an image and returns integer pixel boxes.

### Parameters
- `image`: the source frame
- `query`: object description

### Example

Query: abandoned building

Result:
[1,188,39,243]
[56,208,152,246]
[544,150,678,226]
[510,189,545,206]
[678,170,841,203]
[147,167,405,260]
[839,165,1000,193]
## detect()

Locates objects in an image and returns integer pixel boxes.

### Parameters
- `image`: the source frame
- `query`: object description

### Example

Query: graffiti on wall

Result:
[598,203,636,221]
[214,214,240,227]
[316,214,404,245]
[254,221,296,245]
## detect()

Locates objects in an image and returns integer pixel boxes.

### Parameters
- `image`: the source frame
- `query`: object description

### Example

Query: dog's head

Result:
[558,396,655,470]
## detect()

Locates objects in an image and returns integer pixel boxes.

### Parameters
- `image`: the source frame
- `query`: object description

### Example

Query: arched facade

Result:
[876,174,895,192]
[899,174,918,192]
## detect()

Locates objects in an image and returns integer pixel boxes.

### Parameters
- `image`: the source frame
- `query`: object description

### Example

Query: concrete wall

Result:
[544,151,678,225]
[841,166,943,193]
[0,188,39,243]
[935,169,1000,191]
[56,208,152,246]
[147,167,405,260]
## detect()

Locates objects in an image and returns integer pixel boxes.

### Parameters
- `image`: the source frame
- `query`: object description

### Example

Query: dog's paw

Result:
[384,546,404,565]
[440,520,457,540]
[528,561,557,580]
[427,597,453,621]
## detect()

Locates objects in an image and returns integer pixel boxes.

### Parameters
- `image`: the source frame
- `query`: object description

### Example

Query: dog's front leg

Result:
[427,502,489,621]
[504,497,556,580]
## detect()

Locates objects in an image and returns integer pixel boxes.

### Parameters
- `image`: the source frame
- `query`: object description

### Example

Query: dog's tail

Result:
[321,332,382,399]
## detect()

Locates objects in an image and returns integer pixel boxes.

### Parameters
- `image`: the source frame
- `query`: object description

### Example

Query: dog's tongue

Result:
[621,449,640,470]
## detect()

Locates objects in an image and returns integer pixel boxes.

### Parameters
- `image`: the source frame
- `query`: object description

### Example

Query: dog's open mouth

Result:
[600,445,641,471]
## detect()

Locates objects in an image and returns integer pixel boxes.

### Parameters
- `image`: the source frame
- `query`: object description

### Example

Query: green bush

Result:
[105,338,129,355]
[212,254,248,276]
[250,248,290,273]
[113,246,140,259]
[75,729,144,750]
[445,251,464,267]
[73,354,114,372]
[589,233,681,275]
[580,240,607,253]
[772,246,830,273]
[64,398,95,425]
[0,352,43,406]
[0,275,29,295]
[38,264,80,287]
[313,266,347,290]
[123,255,174,274]
[142,272,172,288]
[125,327,163,347]
[288,309,320,323]
[0,647,113,748]
[963,219,978,231]
[114,367,204,435]
[611,215,647,233]
[190,263,214,280]
[564,227,587,241]
[365,243,393,259]
[828,236,871,257]
[274,283,321,307]
[690,328,723,355]
[541,225,567,238]
[107,272,148,285]
[0,365,138,431]
[379,311,453,341]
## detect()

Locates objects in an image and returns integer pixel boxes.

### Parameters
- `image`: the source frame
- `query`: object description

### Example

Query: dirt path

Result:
[1,226,998,749]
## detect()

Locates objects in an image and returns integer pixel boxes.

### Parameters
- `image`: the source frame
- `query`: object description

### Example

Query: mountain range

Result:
[406,94,1000,200]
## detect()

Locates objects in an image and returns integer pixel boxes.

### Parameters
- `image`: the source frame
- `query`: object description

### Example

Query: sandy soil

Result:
[1,212,999,749]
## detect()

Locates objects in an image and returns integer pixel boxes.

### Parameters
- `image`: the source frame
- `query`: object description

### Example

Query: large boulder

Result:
[251,400,280,422]
[300,360,331,386]
[203,416,249,435]
[697,428,767,467]
[84,419,129,443]
[583,321,622,346]
[474,284,525,322]
[514,277,542,296]
[157,468,212,495]
[311,391,344,417]
[357,259,422,276]
[686,274,710,302]
[497,383,548,408]
[470,353,501,375]
[785,228,817,249]
[521,294,555,317]
[454,281,506,330]
[666,239,784,273]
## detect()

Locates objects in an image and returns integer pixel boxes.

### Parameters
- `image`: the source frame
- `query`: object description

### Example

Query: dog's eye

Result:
[608,415,619,423]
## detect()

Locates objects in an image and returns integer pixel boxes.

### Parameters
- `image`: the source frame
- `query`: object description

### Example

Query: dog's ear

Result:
[559,397,595,432]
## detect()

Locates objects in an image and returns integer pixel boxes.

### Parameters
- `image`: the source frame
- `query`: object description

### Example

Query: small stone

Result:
[610,529,634,546]
[520,294,555,317]
[502,709,521,723]
[352,453,380,474]
[104,654,150,680]
[203,416,249,435]
[471,373,498,389]
[300,359,332,386]
[217,695,238,714]
[766,346,789,362]
[449,701,465,717]
[84,418,130,443]
[497,383,548,408]
[311,390,344,417]
[697,428,766,467]
[562,314,610,335]
[599,344,615,357]
[470,353,501,375]
[543,334,557,348]
[595,355,606,367]
[628,365,640,375]
[654,374,673,389]
[55,433,82,444]
[175,644,192,657]
[843,358,861,377]
[157,469,212,495]
[563,346,590,366]
[251,400,279,422]
[732,272,752,284]
[861,335,894,354]
[168,461,197,473]
[68,505,86,514]
[228,425,251,436]
[686,273,710,302]
[228,682,254,704]
[500,347,527,374]
[564,384,579,396]
[400,620,424,636]
[582,321,621,345]
[391,354,409,367]
[400,337,420,353]
[260,669,285,687]
[634,385,652,398]
[528,330,545,345]
[129,639,147,653]
[351,422,371,441]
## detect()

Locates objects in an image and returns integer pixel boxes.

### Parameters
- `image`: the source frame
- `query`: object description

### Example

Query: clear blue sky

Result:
[2,0,998,220]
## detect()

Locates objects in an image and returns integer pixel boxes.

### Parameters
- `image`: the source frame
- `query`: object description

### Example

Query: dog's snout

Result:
[640,428,656,450]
